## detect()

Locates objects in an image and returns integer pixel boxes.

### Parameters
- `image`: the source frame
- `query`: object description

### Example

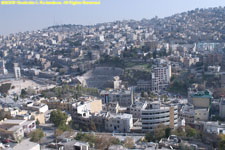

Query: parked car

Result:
[2,139,10,144]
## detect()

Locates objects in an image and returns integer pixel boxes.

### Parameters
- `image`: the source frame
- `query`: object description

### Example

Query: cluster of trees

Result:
[219,134,225,150]
[145,124,225,149]
[75,133,134,149]
[120,69,151,86]
[145,125,204,142]
[140,91,167,100]
[168,71,199,96]
[98,54,126,68]
[20,88,36,98]
[70,120,97,132]
[0,111,12,120]
[213,88,225,99]
[41,84,99,99]
[0,83,11,96]
[29,128,45,143]
[145,124,172,142]
[123,47,140,59]
[152,48,169,59]
[49,109,70,131]
[168,79,189,96]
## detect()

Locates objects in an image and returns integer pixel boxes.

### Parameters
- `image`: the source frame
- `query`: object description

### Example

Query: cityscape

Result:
[0,3,225,150]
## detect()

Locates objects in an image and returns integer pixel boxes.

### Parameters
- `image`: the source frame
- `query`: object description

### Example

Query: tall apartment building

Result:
[151,64,171,92]
[141,102,178,132]
[0,60,7,75]
[14,63,21,79]
[151,74,160,93]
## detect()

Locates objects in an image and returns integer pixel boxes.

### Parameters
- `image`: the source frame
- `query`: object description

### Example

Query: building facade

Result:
[141,102,178,132]
[151,64,171,92]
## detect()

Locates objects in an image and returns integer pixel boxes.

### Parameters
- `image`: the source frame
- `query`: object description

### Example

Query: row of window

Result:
[142,115,170,120]
[142,120,170,125]
[142,111,170,115]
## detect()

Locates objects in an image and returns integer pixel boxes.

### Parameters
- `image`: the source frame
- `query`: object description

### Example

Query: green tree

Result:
[90,121,96,131]
[145,132,154,142]
[172,127,186,137]
[154,124,167,141]
[30,128,45,143]
[185,126,197,137]
[0,83,11,95]
[58,123,71,131]
[141,91,145,97]
[50,110,68,127]
[36,120,40,126]
[124,137,135,149]
[111,137,121,145]
[219,134,225,150]
[0,111,12,120]
[153,50,157,59]
[165,128,171,138]
[54,128,63,149]
[20,89,27,98]
[75,133,96,147]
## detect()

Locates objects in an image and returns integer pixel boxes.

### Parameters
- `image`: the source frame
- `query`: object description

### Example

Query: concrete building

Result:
[128,101,147,118]
[59,140,89,150]
[102,101,120,114]
[24,102,48,113]
[203,53,223,66]
[221,73,225,88]
[203,121,225,135]
[100,89,134,107]
[136,80,151,92]
[113,76,122,90]
[105,113,133,132]
[141,102,178,132]
[190,90,212,109]
[151,64,171,91]
[0,60,8,75]
[194,108,209,121]
[14,63,21,79]
[0,119,36,142]
[183,57,199,68]
[151,74,160,93]
[43,99,74,113]
[219,99,225,118]
[179,104,195,125]
[208,66,221,73]
[72,97,102,117]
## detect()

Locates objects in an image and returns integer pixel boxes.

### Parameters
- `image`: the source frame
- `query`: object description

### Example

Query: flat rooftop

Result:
[13,139,39,150]
[1,119,26,125]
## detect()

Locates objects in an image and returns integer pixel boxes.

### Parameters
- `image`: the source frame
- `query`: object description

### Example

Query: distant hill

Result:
[47,7,225,44]
[148,7,225,43]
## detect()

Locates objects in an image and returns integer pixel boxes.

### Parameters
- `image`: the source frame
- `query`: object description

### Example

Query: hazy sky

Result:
[0,0,225,35]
